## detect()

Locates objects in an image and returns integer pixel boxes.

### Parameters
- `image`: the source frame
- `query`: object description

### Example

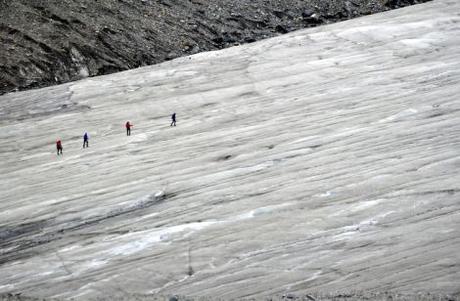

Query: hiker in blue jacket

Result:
[83,132,89,148]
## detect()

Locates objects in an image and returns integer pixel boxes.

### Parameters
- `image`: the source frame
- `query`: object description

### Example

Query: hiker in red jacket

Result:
[56,140,63,155]
[125,121,133,136]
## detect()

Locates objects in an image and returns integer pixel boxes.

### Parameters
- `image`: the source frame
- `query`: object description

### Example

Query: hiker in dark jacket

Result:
[83,132,89,148]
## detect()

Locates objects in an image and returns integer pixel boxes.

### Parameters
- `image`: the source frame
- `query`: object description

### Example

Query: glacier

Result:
[0,0,459,299]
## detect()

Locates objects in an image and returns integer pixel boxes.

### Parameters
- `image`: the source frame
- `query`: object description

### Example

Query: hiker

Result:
[83,132,89,148]
[126,121,132,136]
[170,113,176,127]
[56,140,63,155]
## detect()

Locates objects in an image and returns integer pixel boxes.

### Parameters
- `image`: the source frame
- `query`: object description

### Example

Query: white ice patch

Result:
[0,246,18,255]
[229,202,294,222]
[336,25,397,43]
[90,188,110,195]
[0,284,15,290]
[315,191,332,197]
[336,21,436,43]
[378,108,418,123]
[400,38,436,49]
[289,135,320,145]
[85,259,108,269]
[350,199,384,212]
[107,221,217,256]
[330,199,384,217]
[334,211,396,240]
[59,244,81,253]
[331,127,365,138]
[106,202,294,257]
[139,212,160,220]
[37,271,56,277]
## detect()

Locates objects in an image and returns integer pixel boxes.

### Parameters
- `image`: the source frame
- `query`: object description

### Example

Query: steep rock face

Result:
[0,0,429,95]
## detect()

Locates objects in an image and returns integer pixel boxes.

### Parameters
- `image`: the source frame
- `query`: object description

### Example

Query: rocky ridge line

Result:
[0,0,429,95]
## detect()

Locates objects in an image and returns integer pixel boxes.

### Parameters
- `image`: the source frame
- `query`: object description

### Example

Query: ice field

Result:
[0,0,459,299]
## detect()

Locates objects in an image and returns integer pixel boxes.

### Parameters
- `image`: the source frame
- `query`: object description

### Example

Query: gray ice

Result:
[0,0,459,299]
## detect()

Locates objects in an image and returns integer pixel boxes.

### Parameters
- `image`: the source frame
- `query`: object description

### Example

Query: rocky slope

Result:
[0,0,429,95]
[0,292,458,301]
